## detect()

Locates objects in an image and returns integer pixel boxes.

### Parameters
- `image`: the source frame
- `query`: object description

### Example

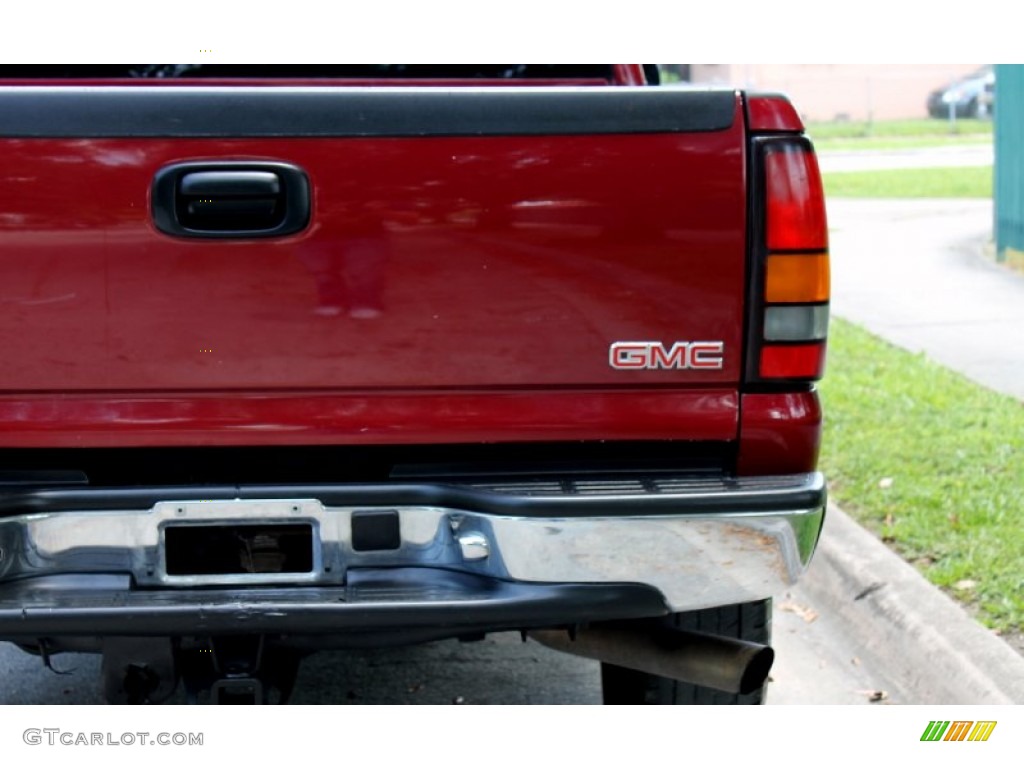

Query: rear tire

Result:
[600,599,771,705]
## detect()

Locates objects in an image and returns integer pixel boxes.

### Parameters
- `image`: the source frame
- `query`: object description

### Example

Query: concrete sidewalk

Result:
[784,503,1024,703]
[818,145,993,173]
[808,197,1024,703]
[828,198,1024,400]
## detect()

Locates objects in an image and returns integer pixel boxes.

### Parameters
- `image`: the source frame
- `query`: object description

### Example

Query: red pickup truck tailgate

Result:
[0,86,747,447]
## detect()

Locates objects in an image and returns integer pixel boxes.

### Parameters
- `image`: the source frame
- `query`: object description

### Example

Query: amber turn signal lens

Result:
[765,253,830,304]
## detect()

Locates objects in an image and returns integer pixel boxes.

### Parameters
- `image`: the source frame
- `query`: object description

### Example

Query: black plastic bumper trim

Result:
[0,569,668,638]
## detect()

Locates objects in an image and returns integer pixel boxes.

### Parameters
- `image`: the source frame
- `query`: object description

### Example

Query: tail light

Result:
[747,137,830,383]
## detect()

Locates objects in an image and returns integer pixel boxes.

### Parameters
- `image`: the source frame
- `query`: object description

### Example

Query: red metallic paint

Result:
[0,85,822,473]
[0,389,738,448]
[612,65,648,85]
[736,391,822,475]
[746,94,805,133]
[0,104,747,396]
[0,94,751,448]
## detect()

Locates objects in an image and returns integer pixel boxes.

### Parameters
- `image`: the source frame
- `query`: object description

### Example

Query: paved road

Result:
[0,567,893,705]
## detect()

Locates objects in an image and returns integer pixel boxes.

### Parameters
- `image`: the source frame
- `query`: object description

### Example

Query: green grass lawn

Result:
[809,118,992,152]
[818,319,1024,631]
[823,166,992,198]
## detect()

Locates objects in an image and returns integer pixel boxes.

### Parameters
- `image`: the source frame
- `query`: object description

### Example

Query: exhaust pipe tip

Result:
[531,625,775,695]
[736,644,774,695]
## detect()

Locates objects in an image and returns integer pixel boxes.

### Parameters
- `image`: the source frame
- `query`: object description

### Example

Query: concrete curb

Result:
[800,502,1024,704]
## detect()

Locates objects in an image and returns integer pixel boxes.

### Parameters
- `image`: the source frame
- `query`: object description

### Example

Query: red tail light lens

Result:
[760,343,827,379]
[753,140,830,382]
[765,149,828,251]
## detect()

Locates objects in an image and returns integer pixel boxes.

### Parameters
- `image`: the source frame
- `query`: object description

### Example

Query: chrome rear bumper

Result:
[0,473,825,636]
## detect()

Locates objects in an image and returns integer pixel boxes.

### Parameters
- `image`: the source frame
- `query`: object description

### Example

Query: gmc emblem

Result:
[609,341,725,370]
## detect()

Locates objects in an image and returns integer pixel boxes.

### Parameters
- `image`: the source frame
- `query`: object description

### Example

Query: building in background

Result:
[682,64,984,122]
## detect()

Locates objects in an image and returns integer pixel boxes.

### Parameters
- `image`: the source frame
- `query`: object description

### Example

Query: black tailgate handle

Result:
[152,162,310,238]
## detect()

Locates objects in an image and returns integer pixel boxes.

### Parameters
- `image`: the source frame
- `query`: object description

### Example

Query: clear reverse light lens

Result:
[764,305,829,341]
